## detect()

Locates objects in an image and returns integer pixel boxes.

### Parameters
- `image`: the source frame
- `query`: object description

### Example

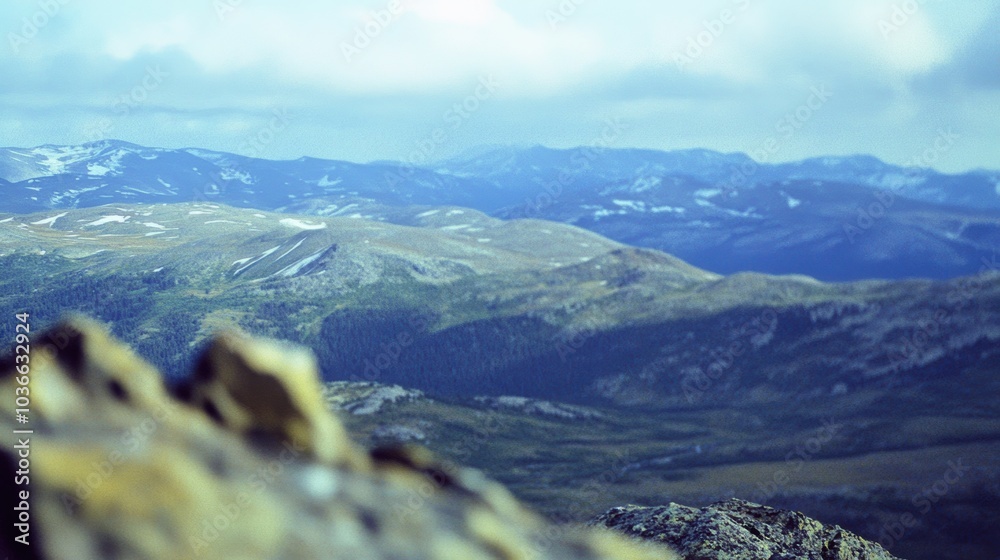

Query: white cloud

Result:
[407,0,501,25]
[1,0,998,171]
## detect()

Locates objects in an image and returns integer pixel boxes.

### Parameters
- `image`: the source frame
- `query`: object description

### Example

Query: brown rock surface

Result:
[1,317,675,560]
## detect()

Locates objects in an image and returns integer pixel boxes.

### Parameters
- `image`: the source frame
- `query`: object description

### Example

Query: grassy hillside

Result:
[1,201,999,559]
[1,203,997,403]
[328,382,1000,560]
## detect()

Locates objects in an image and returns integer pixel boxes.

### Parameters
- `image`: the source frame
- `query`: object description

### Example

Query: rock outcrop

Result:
[0,317,675,560]
[1,317,902,560]
[590,499,902,560]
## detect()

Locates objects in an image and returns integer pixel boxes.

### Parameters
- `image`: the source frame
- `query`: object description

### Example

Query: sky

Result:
[1,0,998,172]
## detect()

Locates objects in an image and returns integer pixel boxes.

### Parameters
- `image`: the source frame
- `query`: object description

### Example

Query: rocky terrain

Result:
[591,500,902,560]
[0,318,676,560]
[320,379,1000,560]
[0,318,909,560]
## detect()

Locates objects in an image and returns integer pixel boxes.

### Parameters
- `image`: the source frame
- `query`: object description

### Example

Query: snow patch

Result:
[328,204,359,216]
[280,218,327,230]
[629,176,661,193]
[0,217,13,224]
[782,192,802,209]
[317,175,342,187]
[218,168,254,185]
[592,208,625,220]
[49,185,102,206]
[188,210,213,216]
[651,205,685,214]
[84,215,129,227]
[694,188,723,199]
[30,212,68,227]
[416,210,439,218]
[233,245,282,276]
[612,199,646,212]
[87,163,112,176]
[276,250,325,277]
[274,239,306,262]
[143,222,167,229]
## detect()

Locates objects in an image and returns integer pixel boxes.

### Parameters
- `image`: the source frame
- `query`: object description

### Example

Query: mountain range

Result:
[2,201,999,560]
[2,142,999,560]
[3,201,998,407]
[3,140,998,281]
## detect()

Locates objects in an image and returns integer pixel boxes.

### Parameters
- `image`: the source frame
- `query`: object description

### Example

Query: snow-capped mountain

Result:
[445,146,1000,280]
[0,140,504,215]
[2,141,998,281]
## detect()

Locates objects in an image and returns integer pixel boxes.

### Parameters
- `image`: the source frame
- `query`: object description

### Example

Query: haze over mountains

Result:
[2,141,999,560]
[3,140,998,281]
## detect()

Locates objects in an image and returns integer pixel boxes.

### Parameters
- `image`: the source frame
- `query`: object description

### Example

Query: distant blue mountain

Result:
[2,140,998,281]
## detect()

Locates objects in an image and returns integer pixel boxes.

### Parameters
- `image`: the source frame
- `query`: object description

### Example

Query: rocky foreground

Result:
[591,501,901,560]
[1,318,900,559]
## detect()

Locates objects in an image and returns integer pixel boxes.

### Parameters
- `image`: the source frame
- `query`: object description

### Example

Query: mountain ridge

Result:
[3,140,998,281]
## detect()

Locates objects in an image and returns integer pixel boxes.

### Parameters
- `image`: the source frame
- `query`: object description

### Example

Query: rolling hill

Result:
[2,202,999,560]
[3,141,999,281]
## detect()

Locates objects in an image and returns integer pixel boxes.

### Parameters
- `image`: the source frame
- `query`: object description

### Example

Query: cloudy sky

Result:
[2,0,998,171]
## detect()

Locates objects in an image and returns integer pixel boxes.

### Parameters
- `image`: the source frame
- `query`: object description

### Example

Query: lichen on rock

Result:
[1,317,677,560]
[590,499,903,560]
